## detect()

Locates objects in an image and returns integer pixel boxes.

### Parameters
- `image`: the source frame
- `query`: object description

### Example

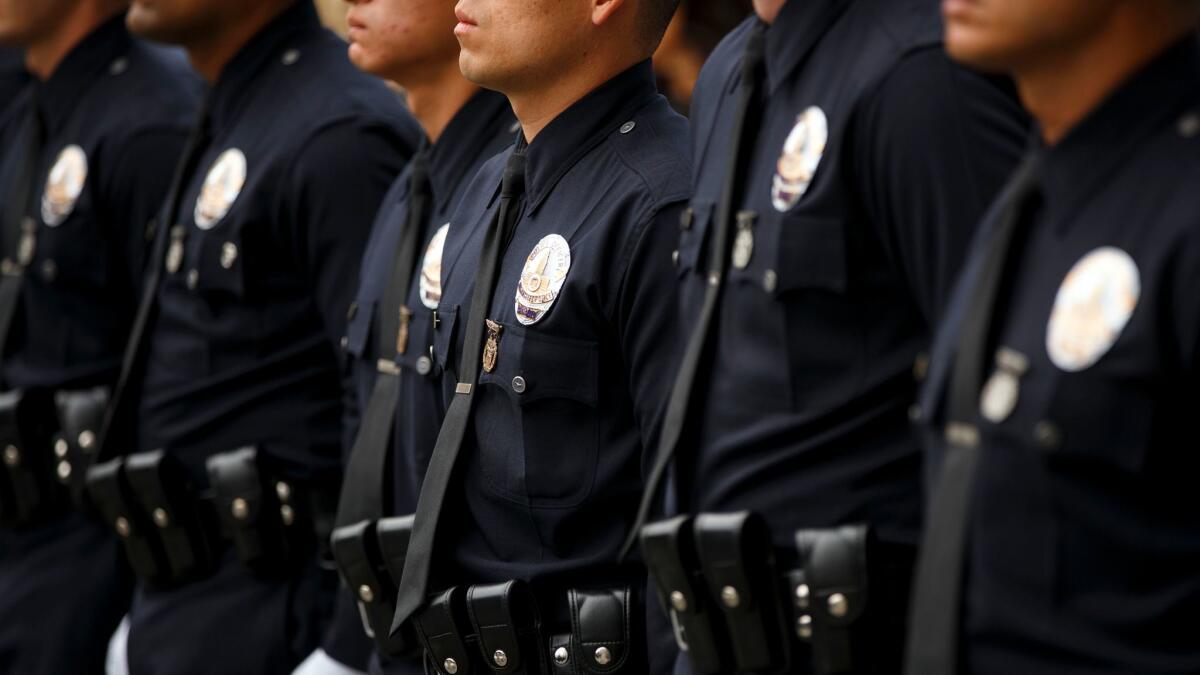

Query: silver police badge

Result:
[41,145,88,227]
[1046,247,1140,373]
[419,224,450,310]
[194,148,247,230]
[515,234,571,326]
[771,106,828,212]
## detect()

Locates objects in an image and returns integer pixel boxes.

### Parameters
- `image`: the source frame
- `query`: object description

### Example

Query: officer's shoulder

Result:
[857,0,942,57]
[605,98,691,209]
[272,29,416,139]
[105,39,202,126]
[692,17,757,109]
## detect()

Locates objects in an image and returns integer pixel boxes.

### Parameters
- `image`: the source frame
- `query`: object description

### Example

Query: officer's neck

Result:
[186,2,293,83]
[1015,8,1197,146]
[24,6,122,80]
[401,60,479,144]
[508,53,643,143]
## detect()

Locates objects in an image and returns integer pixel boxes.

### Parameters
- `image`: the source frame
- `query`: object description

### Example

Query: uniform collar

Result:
[36,14,131,133]
[428,89,515,213]
[1038,35,1200,225]
[208,0,320,131]
[517,59,659,212]
[764,0,850,95]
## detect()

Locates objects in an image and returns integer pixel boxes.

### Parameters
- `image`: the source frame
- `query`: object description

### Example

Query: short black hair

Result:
[639,0,683,51]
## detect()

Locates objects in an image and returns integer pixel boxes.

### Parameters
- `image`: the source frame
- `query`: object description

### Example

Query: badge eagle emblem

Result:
[41,145,88,227]
[515,234,571,326]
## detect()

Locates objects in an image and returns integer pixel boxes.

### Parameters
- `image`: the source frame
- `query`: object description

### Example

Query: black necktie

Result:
[621,23,767,558]
[97,97,213,462]
[904,156,1042,675]
[0,89,46,367]
[392,151,527,631]
[335,151,432,528]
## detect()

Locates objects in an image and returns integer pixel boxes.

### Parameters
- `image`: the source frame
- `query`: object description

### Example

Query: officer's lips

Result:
[942,0,980,22]
[454,7,479,37]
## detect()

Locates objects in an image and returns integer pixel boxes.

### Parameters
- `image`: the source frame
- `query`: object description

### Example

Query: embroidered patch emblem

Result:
[41,145,88,227]
[194,149,247,230]
[515,234,571,326]
[419,224,450,310]
[771,106,828,212]
[1046,247,1140,373]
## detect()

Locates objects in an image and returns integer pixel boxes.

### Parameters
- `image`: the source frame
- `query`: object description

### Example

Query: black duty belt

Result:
[0,387,108,527]
[640,513,914,675]
[85,446,337,588]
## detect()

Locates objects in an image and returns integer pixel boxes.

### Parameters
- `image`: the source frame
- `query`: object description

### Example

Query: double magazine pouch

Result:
[330,514,418,657]
[52,388,108,508]
[640,513,874,675]
[124,450,215,583]
[467,580,544,674]
[641,515,729,674]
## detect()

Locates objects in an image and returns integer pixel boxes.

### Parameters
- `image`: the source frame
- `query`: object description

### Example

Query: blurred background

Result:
[313,0,753,113]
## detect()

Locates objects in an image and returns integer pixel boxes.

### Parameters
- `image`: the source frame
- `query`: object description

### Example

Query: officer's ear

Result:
[590,0,630,28]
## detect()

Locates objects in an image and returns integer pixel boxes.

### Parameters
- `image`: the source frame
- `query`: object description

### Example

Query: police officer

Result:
[905,2,1200,674]
[627,0,1028,673]
[385,0,688,672]
[329,0,515,673]
[91,1,421,673]
[0,1,199,673]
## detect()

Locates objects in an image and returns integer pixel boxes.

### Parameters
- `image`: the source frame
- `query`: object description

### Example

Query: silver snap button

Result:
[280,504,295,525]
[553,646,569,665]
[670,590,688,612]
[78,429,95,450]
[340,336,349,351]
[2,445,19,467]
[54,439,69,458]
[281,49,300,66]
[763,269,778,293]
[493,650,508,667]
[828,592,849,618]
[594,646,612,665]
[795,583,810,608]
[56,460,72,482]
[619,121,636,134]
[115,516,131,538]
[220,242,238,269]
[797,614,813,639]
[109,57,129,75]
[512,376,527,394]
[443,658,459,674]
[358,584,375,603]
[231,497,249,521]
[671,250,679,266]
[275,481,291,502]
[720,585,741,608]
[152,507,170,528]
[1180,112,1200,138]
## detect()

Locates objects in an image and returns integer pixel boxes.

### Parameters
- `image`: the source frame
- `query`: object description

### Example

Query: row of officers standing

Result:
[0,0,1196,673]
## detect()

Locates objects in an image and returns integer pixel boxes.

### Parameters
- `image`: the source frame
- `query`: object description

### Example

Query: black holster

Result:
[0,389,62,526]
[206,447,312,575]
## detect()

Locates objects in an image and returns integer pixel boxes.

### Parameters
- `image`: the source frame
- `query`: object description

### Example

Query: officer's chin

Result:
[943,27,1017,75]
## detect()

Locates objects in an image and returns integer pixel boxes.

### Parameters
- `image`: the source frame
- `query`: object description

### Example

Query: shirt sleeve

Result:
[615,199,689,471]
[852,47,1029,325]
[100,125,193,295]
[285,119,413,451]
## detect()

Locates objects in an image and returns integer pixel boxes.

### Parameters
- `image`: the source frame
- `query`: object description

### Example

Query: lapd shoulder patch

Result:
[420,224,450,310]
[41,145,88,227]
[1046,247,1140,372]
[771,106,828,212]
[515,234,571,326]
[194,149,247,230]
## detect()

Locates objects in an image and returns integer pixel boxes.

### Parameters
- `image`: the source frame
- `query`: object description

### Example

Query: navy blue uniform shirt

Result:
[0,16,200,391]
[678,0,1026,550]
[134,1,420,480]
[431,61,689,599]
[345,89,515,515]
[0,48,28,122]
[919,36,1200,675]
